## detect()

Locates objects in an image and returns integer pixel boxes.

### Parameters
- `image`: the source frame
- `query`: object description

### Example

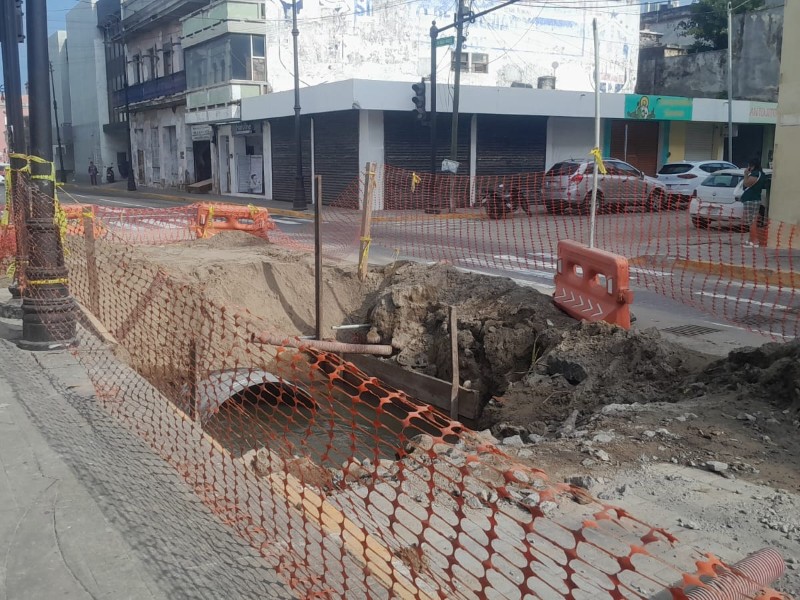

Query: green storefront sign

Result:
[624,94,693,121]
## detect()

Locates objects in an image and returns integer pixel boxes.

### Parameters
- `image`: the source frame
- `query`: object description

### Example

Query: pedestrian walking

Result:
[88,161,99,186]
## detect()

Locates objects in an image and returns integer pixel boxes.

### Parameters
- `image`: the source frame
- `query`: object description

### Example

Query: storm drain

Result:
[661,324,722,337]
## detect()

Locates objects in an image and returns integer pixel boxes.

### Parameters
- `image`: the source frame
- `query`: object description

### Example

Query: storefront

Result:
[217,121,265,196]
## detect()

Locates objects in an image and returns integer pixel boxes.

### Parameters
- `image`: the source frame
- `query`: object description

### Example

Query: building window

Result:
[451,53,468,72]
[450,52,489,74]
[471,53,488,73]
[163,44,173,76]
[185,34,268,89]
[132,54,142,84]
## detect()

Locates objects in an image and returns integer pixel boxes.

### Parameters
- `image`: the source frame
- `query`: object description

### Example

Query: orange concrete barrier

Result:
[195,202,276,239]
[554,239,634,329]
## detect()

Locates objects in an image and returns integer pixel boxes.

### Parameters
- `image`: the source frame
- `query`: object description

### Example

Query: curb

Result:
[59,185,489,223]
[630,255,800,287]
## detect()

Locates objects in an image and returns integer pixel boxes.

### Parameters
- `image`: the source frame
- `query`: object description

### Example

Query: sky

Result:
[1,0,76,84]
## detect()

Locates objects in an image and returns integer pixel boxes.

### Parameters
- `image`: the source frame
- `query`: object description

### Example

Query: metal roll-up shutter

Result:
[610,120,660,176]
[270,116,311,203]
[311,111,359,204]
[475,115,547,175]
[684,122,715,161]
[384,111,470,173]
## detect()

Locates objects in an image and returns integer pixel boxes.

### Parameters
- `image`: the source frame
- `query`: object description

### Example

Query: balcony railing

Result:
[112,71,187,108]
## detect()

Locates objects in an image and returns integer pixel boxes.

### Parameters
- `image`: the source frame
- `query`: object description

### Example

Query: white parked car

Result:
[0,174,5,186]
[689,168,771,230]
[657,160,737,200]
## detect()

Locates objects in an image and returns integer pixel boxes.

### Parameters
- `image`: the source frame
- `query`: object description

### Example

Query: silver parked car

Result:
[657,160,737,200]
[541,158,668,214]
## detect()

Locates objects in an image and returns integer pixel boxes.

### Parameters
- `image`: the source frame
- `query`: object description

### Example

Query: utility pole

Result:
[115,18,138,191]
[429,23,438,177]
[1,0,27,300]
[0,0,25,155]
[49,62,66,184]
[449,0,467,170]
[727,1,734,163]
[21,0,76,348]
[291,0,307,211]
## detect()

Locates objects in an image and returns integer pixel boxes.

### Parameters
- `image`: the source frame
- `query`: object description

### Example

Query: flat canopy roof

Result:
[241,79,777,125]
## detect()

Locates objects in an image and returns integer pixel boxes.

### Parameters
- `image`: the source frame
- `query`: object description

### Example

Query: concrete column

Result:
[767,0,800,247]
[263,121,272,199]
[358,109,384,210]
[469,114,477,206]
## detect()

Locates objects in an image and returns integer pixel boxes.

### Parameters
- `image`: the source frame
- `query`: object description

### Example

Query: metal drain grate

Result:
[662,324,722,337]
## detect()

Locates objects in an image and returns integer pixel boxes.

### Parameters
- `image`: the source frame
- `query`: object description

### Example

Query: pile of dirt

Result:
[367,262,574,399]
[134,232,379,337]
[483,321,712,432]
[698,340,800,412]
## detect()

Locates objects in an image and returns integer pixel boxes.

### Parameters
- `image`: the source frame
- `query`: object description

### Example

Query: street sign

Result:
[435,36,455,47]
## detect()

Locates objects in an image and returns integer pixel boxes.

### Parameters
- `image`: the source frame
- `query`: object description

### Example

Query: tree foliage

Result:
[679,0,765,52]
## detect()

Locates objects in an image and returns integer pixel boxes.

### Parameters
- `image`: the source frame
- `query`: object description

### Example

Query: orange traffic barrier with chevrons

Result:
[195,202,276,239]
[554,238,634,329]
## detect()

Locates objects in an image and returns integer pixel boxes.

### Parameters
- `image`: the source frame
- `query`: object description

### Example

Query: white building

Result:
[64,0,126,183]
[263,0,641,94]
[48,30,75,181]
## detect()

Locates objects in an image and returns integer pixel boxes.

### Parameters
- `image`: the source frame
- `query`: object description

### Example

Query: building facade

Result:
[240,80,779,205]
[0,95,29,166]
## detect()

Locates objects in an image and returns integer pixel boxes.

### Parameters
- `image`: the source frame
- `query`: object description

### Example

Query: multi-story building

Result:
[48,31,75,181]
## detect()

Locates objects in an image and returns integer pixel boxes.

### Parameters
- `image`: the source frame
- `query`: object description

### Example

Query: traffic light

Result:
[411,79,426,122]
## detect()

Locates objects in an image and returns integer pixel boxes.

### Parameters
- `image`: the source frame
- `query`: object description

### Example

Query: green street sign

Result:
[435,36,455,47]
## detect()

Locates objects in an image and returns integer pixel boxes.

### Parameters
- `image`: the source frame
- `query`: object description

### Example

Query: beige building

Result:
[768,0,800,247]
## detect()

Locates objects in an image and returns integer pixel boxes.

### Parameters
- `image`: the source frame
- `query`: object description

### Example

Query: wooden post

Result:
[358,162,377,282]
[83,215,100,316]
[188,336,199,423]
[449,305,459,420]
[314,175,323,340]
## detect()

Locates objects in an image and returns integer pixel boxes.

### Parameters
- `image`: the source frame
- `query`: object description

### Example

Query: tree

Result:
[679,0,765,52]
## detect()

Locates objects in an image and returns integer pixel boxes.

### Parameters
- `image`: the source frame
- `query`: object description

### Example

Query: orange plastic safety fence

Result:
[0,174,790,600]
[285,165,799,341]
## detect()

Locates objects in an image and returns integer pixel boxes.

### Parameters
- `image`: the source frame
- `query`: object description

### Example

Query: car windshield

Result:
[546,161,581,176]
[701,173,743,188]
[658,164,693,175]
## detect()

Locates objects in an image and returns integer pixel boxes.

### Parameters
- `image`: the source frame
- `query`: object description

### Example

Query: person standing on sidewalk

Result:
[742,157,767,246]
[88,161,99,186]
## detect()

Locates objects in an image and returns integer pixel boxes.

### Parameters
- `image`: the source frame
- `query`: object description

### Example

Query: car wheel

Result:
[581,191,603,215]
[545,200,563,215]
[691,216,710,229]
[485,195,505,220]
[648,189,666,212]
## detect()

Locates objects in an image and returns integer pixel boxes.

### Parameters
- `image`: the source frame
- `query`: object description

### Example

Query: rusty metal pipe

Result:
[259,334,393,356]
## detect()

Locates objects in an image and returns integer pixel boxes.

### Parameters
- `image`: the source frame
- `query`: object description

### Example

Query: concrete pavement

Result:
[0,308,294,599]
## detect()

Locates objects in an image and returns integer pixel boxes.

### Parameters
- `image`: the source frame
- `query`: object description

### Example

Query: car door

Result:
[615,161,644,206]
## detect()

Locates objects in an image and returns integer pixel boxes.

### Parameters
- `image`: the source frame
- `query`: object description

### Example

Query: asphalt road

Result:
[64,189,797,346]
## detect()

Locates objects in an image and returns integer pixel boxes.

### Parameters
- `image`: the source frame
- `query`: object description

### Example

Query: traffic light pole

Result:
[20,0,76,348]
[427,0,523,180]
[49,62,67,184]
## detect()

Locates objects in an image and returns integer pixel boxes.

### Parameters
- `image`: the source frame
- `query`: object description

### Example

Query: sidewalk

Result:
[0,309,293,599]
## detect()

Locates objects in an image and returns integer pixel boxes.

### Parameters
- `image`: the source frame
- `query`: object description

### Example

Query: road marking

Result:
[91,197,153,208]
[271,217,303,226]
[629,267,673,278]
[694,291,792,312]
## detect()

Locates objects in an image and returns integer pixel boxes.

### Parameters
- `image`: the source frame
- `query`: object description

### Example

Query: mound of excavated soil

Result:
[367,262,575,399]
[699,340,800,412]
[484,321,712,433]
[134,231,380,337]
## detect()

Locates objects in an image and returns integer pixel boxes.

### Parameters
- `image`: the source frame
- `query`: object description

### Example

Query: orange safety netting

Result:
[310,165,798,341]
[0,169,792,599]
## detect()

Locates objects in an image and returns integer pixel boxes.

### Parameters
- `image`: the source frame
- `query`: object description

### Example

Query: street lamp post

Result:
[291,0,306,211]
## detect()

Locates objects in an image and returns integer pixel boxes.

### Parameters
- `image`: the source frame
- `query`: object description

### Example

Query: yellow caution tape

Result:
[590,147,607,175]
[411,172,421,193]
[28,277,69,286]
[6,262,16,279]
[359,236,372,267]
